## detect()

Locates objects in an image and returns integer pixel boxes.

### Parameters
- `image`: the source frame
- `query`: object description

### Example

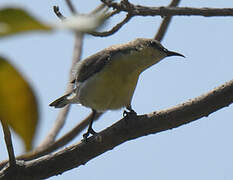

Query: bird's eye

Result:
[150,41,162,49]
[149,40,168,53]
[150,41,157,46]
[149,40,160,48]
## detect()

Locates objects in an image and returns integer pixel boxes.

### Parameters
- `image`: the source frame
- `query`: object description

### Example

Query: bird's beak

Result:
[166,50,185,58]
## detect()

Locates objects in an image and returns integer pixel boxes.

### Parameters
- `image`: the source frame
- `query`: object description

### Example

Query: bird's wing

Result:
[75,52,111,83]
[71,45,138,84]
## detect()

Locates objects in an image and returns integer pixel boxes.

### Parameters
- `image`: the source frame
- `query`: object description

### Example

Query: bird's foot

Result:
[123,108,137,119]
[82,128,97,142]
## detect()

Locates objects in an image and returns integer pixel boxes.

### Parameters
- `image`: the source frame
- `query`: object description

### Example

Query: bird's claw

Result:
[123,109,137,118]
[82,128,97,141]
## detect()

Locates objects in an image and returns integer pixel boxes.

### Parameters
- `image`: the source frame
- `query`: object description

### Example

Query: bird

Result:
[49,38,184,139]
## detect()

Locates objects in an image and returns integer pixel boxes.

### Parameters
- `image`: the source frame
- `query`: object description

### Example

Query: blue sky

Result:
[1,0,233,180]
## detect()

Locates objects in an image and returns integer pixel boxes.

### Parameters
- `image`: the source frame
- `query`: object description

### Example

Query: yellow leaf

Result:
[0,56,39,151]
[0,7,52,38]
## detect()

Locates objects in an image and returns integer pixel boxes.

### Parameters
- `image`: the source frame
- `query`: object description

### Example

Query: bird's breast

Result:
[77,55,140,111]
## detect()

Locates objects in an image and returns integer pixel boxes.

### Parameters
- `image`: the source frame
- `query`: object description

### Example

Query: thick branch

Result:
[102,1,233,17]
[0,79,232,180]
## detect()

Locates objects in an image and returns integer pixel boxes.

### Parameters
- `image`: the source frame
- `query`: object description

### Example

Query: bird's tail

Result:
[49,92,76,108]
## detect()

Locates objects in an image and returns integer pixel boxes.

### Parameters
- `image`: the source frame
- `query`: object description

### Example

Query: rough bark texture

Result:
[0,79,232,180]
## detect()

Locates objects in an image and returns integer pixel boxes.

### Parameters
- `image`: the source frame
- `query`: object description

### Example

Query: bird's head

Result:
[133,38,185,58]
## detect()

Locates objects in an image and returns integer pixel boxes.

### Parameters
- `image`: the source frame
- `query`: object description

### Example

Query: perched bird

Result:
[50,38,184,139]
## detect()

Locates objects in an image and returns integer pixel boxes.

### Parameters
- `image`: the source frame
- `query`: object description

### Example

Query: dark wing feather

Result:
[76,52,111,82]
[74,45,138,83]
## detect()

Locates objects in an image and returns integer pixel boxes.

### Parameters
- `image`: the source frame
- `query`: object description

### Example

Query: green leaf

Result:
[0,56,39,151]
[0,7,52,38]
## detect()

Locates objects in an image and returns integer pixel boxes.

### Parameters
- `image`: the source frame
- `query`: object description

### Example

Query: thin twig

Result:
[53,6,65,20]
[104,9,120,19]
[90,3,106,14]
[65,0,77,14]
[155,0,181,41]
[38,3,83,147]
[0,120,16,167]
[89,13,132,37]
[53,5,119,21]
[38,33,83,148]
[53,4,125,37]
[1,78,233,179]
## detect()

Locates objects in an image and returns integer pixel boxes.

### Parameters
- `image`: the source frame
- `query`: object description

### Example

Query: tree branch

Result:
[20,112,103,161]
[0,120,16,167]
[0,78,232,179]
[154,0,181,41]
[65,0,77,14]
[53,5,125,37]
[53,6,65,20]
[89,12,132,37]
[38,3,83,147]
[101,0,233,17]
[38,33,83,147]
[0,112,103,169]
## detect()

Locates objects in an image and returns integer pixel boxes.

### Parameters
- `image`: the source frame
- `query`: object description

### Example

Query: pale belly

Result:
[77,65,140,111]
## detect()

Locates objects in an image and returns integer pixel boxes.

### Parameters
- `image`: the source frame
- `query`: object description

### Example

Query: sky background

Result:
[1,0,233,179]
